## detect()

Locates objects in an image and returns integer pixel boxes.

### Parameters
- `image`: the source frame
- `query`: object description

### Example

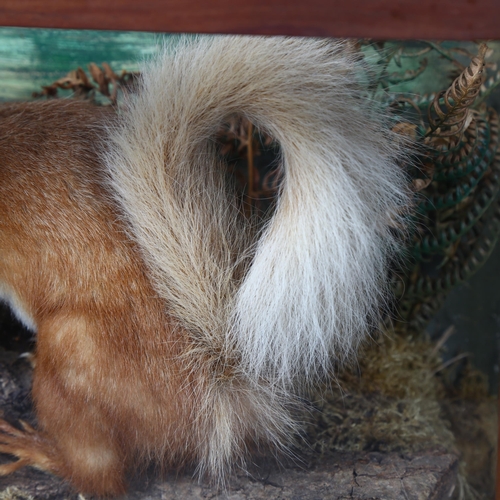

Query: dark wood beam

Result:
[0,0,499,40]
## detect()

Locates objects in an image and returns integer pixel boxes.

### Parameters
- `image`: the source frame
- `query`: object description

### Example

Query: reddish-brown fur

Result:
[0,100,202,495]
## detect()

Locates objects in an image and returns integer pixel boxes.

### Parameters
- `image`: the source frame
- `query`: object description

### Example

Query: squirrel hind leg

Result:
[0,311,131,497]
[29,314,131,497]
[0,417,127,497]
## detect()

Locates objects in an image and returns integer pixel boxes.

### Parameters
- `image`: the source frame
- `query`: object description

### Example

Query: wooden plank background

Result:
[1,0,500,40]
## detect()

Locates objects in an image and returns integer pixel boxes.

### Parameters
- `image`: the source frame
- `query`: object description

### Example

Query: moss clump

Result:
[303,329,496,499]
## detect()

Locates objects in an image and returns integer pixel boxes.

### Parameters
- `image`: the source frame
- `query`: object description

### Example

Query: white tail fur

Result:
[105,35,408,391]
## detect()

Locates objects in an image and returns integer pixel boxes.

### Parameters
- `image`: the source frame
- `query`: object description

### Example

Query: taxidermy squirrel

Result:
[0,36,408,496]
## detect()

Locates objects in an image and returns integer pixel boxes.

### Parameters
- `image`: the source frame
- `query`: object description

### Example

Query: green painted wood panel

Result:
[2,28,500,106]
[0,27,169,101]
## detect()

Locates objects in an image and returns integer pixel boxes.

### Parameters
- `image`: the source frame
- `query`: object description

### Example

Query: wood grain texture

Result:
[0,0,499,40]
[0,451,459,499]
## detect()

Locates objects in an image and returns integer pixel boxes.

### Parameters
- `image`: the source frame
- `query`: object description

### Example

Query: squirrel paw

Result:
[0,419,60,476]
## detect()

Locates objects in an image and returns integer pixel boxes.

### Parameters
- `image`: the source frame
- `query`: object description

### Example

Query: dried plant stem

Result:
[247,121,255,199]
[426,44,487,139]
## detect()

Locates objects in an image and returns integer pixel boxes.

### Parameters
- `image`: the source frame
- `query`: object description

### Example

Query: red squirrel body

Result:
[0,36,409,496]
[0,101,198,495]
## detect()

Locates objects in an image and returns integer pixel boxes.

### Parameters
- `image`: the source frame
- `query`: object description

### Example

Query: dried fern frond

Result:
[411,161,500,259]
[33,67,94,99]
[34,63,139,104]
[88,63,140,105]
[417,111,499,213]
[426,44,487,139]
[406,205,500,300]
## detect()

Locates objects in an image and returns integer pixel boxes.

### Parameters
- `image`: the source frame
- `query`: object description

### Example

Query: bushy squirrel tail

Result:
[105,35,409,479]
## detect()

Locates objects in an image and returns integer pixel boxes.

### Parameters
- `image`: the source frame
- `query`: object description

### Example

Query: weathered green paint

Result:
[0,27,169,101]
[2,28,500,105]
